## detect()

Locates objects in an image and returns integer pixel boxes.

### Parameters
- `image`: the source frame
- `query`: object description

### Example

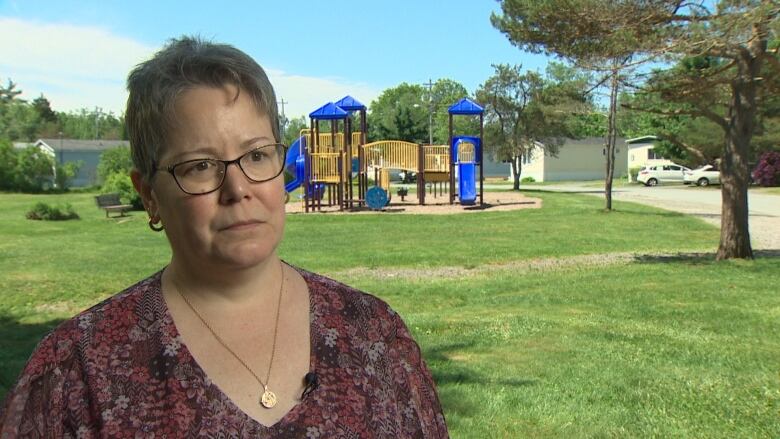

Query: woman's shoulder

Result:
[0,272,166,429]
[18,271,163,378]
[293,265,402,328]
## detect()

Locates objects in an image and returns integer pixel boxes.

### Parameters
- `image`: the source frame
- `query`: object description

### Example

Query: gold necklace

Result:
[175,262,285,409]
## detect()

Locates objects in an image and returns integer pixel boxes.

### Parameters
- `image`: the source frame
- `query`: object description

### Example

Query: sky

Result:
[0,0,551,119]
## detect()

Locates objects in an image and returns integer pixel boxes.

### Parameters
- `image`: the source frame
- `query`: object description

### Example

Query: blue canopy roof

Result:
[309,102,349,120]
[448,98,484,115]
[334,95,366,111]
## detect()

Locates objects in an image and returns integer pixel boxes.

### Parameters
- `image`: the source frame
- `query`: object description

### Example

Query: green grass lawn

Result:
[1,191,778,437]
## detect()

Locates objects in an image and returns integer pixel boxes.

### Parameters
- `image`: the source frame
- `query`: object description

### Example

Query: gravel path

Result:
[530,184,780,250]
[329,249,780,281]
[285,191,541,215]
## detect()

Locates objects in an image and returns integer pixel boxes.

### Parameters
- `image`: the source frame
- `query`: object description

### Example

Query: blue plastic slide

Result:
[284,136,306,193]
[458,162,477,205]
[283,136,325,200]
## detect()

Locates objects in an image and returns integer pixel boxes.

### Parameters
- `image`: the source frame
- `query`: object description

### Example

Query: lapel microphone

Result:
[301,372,319,399]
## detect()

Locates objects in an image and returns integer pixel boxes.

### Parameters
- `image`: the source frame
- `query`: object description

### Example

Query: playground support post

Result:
[480,113,484,206]
[304,118,314,212]
[417,144,425,205]
[448,113,454,205]
[359,110,367,205]
[345,117,353,209]
[332,119,343,211]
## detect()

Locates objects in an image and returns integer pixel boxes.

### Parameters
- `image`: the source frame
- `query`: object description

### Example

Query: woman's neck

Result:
[164,254,284,308]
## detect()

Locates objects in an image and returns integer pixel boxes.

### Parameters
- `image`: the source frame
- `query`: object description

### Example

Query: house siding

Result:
[57,150,103,187]
[481,154,510,178]
[511,138,628,182]
[520,147,545,181]
[37,139,130,188]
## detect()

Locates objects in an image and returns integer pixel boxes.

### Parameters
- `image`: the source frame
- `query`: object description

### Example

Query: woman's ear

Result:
[131,169,156,215]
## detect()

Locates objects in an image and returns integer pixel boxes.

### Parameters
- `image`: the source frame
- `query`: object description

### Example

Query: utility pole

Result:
[58,131,64,164]
[94,107,103,140]
[277,98,288,139]
[422,79,434,145]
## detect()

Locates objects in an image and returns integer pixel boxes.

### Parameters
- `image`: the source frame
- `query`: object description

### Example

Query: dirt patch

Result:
[285,190,541,215]
[332,252,638,280]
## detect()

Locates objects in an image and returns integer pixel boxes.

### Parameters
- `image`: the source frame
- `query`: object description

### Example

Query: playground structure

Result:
[284,96,485,212]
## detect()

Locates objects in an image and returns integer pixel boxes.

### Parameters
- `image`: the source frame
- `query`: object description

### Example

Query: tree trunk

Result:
[604,67,619,211]
[716,52,758,260]
[511,155,522,190]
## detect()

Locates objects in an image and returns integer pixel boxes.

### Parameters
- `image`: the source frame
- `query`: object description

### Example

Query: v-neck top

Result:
[0,267,448,438]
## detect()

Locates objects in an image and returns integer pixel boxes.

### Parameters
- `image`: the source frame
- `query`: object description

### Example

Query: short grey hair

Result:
[126,36,280,182]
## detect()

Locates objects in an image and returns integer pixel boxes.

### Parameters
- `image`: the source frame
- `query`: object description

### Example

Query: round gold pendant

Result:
[260,390,277,408]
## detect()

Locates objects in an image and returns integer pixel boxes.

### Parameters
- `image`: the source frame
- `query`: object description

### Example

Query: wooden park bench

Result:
[95,193,132,218]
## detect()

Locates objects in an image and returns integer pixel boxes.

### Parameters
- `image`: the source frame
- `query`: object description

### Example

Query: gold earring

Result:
[148,217,164,232]
[284,192,290,203]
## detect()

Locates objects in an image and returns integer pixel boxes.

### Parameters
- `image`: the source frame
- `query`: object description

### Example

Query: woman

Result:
[0,36,448,438]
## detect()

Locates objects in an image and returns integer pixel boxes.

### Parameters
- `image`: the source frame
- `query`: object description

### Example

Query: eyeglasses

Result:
[157,143,287,195]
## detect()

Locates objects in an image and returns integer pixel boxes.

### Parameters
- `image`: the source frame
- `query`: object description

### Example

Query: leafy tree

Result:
[622,53,780,168]
[0,80,126,143]
[97,146,133,182]
[14,146,54,192]
[96,146,142,208]
[476,63,590,189]
[0,139,18,190]
[0,79,23,104]
[32,95,57,123]
[428,79,476,144]
[367,83,429,143]
[102,172,142,209]
[0,79,41,142]
[0,100,40,141]
[58,108,125,140]
[568,112,609,138]
[54,161,83,191]
[492,0,780,260]
[283,116,309,146]
[367,79,479,145]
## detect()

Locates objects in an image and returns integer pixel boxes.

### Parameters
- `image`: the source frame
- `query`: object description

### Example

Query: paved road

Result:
[526,183,780,250]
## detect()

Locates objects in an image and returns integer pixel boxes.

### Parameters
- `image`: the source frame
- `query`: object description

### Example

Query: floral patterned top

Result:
[0,267,448,438]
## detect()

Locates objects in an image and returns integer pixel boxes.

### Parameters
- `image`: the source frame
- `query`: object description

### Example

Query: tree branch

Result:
[763,52,780,75]
[658,131,711,163]
[621,102,728,130]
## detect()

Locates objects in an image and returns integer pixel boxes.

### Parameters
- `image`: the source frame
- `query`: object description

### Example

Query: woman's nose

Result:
[219,162,251,203]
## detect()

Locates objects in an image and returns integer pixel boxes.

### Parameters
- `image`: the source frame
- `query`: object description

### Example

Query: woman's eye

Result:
[194,161,212,171]
[250,150,267,162]
[182,160,216,175]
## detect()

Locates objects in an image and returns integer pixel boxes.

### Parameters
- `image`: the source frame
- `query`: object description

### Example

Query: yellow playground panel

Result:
[362,141,450,169]
[377,168,391,191]
[423,145,450,172]
[300,131,454,208]
[360,141,452,194]
[362,141,451,184]
[309,152,343,183]
[362,140,419,171]
[301,129,363,158]
[457,141,476,163]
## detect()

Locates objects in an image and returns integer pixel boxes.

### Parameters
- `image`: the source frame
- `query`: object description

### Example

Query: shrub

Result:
[628,166,642,182]
[752,151,780,187]
[13,146,55,192]
[0,139,18,190]
[54,160,83,191]
[97,146,133,183]
[102,172,143,209]
[521,176,536,183]
[26,202,79,220]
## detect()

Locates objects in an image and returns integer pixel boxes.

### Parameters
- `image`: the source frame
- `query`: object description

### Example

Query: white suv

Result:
[637,163,690,186]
